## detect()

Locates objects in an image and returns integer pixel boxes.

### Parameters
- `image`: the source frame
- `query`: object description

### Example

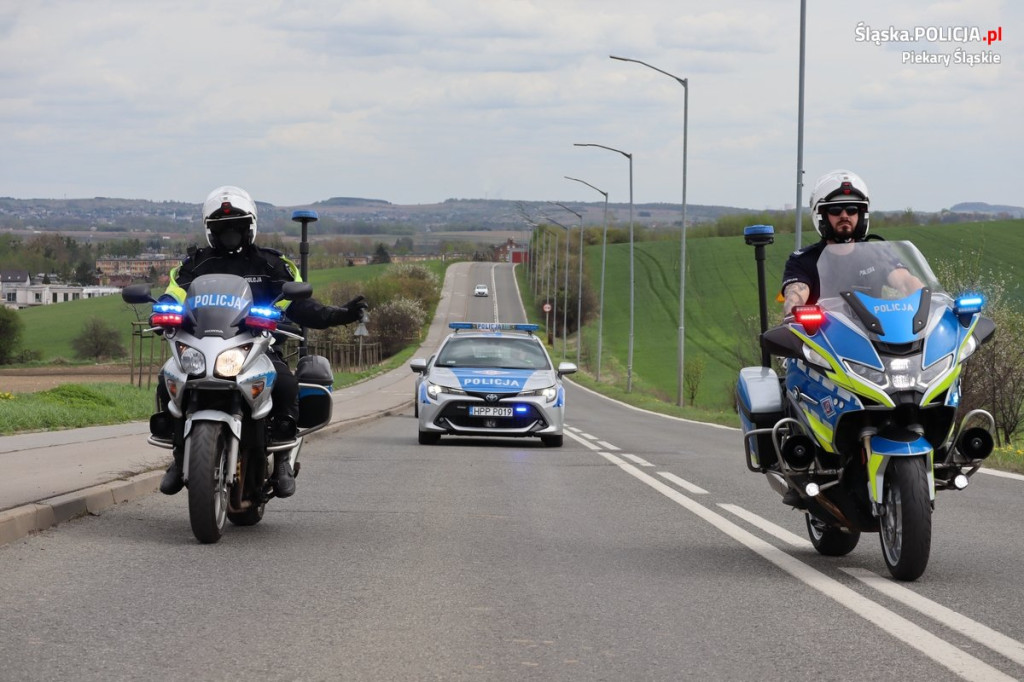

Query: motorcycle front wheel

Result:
[187,421,230,544]
[879,457,932,581]
[806,512,860,556]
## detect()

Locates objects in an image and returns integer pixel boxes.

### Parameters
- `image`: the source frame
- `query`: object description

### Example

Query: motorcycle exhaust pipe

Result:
[957,427,994,461]
[781,434,816,470]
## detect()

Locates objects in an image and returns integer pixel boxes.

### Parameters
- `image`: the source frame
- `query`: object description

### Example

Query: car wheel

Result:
[418,430,441,445]
[541,435,563,448]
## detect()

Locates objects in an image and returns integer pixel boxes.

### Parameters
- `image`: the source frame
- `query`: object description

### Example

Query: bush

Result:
[72,317,128,361]
[0,307,23,364]
[367,297,427,356]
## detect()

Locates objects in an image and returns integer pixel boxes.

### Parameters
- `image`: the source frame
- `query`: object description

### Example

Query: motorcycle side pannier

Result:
[296,354,334,430]
[737,366,783,470]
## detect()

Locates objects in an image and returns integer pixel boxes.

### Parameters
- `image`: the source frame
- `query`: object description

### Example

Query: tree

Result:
[372,243,391,265]
[0,307,23,364]
[71,317,127,361]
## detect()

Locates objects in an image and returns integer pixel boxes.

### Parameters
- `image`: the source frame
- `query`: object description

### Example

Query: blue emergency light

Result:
[449,322,539,333]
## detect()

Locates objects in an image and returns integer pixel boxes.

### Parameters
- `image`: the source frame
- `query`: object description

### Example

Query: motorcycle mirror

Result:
[122,283,156,304]
[280,281,313,302]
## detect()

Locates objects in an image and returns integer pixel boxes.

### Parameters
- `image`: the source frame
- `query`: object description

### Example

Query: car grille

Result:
[436,401,547,430]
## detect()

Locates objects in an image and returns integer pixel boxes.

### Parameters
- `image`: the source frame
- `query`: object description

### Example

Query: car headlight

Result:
[214,348,247,378]
[426,382,464,400]
[177,345,206,376]
[524,385,558,403]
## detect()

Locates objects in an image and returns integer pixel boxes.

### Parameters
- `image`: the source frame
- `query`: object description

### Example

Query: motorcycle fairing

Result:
[184,275,254,340]
[851,290,921,344]
[867,435,936,503]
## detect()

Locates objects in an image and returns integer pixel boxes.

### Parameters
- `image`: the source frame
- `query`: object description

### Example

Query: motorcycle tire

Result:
[187,421,230,544]
[879,456,932,581]
[227,502,265,527]
[806,513,860,556]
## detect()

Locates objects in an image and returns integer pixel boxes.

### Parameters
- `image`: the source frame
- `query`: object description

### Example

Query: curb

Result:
[0,470,162,547]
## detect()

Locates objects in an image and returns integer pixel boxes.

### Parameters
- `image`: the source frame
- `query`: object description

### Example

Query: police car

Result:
[410,322,577,447]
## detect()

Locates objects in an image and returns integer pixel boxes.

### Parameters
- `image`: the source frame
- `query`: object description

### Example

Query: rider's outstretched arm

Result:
[783,282,810,317]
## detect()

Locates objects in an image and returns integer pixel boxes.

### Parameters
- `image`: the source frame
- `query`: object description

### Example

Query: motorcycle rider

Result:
[153,186,367,498]
[781,169,923,316]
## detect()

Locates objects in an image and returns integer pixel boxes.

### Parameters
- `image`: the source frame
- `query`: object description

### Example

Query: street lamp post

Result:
[551,202,583,364]
[574,142,635,392]
[565,176,608,379]
[610,55,689,406]
[544,214,572,361]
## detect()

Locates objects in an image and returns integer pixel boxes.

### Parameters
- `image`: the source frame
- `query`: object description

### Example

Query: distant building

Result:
[1,269,120,309]
[95,254,177,284]
[496,238,527,264]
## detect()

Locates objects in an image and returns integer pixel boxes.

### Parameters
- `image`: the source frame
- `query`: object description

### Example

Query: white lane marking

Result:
[567,426,583,433]
[597,451,1014,682]
[718,503,811,548]
[566,378,736,431]
[657,471,708,495]
[578,432,598,440]
[490,264,500,322]
[979,468,1024,482]
[843,567,1024,668]
[564,430,599,450]
[597,441,619,451]
[621,454,654,467]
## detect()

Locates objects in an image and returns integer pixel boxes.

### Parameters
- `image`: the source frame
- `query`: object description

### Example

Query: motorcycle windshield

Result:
[816,241,944,305]
[184,274,254,339]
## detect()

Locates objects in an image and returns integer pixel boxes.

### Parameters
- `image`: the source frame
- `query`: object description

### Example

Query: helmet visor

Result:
[208,216,251,251]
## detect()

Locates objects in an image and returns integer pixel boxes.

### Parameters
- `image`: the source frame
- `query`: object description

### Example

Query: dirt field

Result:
[0,365,160,394]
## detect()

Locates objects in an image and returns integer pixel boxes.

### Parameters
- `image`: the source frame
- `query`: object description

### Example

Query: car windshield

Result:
[816,240,943,305]
[436,337,550,370]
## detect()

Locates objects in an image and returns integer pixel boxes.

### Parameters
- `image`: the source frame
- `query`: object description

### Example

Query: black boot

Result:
[273,453,296,498]
[160,448,184,495]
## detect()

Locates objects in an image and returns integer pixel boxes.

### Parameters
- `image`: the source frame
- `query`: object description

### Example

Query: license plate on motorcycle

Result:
[469,406,513,417]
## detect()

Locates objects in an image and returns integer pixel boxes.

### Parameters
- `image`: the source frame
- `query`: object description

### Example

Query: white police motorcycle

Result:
[123,274,334,543]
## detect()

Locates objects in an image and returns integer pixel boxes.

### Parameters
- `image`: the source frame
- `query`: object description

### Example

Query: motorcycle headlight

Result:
[959,335,979,362]
[802,345,831,370]
[846,360,888,387]
[920,355,952,385]
[214,348,247,378]
[177,345,206,376]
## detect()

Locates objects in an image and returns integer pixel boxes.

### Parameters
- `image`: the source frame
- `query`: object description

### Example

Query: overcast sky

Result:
[1,1,1019,212]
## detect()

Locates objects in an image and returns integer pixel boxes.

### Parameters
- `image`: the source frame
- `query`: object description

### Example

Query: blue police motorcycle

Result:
[738,232,995,580]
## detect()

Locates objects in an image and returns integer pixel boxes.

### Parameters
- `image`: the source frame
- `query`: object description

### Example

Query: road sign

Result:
[543,303,552,313]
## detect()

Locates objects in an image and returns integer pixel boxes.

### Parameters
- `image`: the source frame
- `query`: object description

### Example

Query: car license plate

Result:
[469,406,513,417]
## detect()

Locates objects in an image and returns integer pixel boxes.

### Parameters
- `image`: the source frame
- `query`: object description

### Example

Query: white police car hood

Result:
[431,367,553,394]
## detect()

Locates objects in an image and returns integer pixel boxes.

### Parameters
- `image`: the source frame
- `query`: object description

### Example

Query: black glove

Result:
[328,296,368,326]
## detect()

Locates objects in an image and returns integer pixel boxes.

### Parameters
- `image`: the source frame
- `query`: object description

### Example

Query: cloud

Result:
[0,0,1019,211]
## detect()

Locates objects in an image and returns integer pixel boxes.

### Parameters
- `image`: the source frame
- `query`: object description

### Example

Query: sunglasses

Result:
[826,205,861,217]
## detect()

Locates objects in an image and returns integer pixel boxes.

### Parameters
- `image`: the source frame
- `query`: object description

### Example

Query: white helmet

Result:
[809,169,870,242]
[202,185,257,252]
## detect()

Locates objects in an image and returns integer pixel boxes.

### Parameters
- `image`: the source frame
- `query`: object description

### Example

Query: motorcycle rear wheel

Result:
[879,457,932,581]
[187,421,230,544]
[806,513,860,556]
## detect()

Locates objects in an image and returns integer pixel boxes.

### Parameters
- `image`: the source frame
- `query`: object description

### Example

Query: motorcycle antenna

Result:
[743,224,775,367]
[291,209,319,358]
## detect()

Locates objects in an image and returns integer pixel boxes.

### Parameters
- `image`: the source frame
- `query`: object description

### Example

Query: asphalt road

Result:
[1,262,1023,681]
